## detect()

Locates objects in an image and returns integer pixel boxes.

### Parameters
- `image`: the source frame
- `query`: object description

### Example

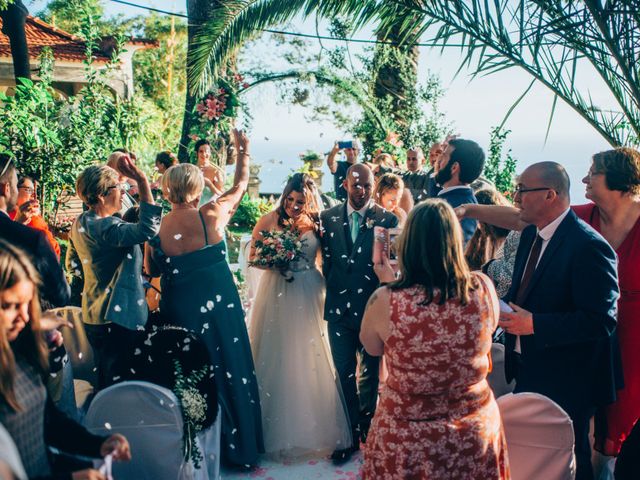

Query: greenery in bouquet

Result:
[249,223,306,282]
[173,360,209,469]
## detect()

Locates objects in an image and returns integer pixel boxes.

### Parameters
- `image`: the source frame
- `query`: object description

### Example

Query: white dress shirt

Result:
[515,207,570,352]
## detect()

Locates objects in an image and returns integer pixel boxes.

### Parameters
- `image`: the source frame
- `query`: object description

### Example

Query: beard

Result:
[435,161,453,186]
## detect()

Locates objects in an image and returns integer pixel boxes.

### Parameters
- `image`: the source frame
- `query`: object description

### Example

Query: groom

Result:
[320,163,398,462]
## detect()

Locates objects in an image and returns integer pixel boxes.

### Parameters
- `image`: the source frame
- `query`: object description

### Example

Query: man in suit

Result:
[320,163,398,463]
[500,161,620,480]
[0,154,70,308]
[434,138,485,244]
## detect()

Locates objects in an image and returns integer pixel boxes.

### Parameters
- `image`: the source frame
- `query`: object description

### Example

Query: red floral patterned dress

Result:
[362,275,510,479]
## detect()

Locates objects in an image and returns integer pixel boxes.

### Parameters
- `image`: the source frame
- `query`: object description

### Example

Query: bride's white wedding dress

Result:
[248,230,352,459]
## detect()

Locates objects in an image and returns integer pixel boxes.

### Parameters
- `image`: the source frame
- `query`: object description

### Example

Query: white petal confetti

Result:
[206,300,214,310]
[114,305,122,312]
[174,234,182,240]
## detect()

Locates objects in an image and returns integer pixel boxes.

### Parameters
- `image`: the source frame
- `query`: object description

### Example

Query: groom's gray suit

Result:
[320,201,397,442]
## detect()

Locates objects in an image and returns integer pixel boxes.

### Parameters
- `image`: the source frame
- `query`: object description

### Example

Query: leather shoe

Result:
[330,441,359,465]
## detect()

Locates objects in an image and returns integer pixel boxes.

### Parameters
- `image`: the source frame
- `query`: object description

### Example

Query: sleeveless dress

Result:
[150,212,264,466]
[362,277,510,479]
[574,203,640,455]
[248,231,352,459]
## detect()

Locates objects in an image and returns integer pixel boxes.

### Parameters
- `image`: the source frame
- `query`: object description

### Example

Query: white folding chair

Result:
[84,381,208,480]
[497,392,576,480]
[197,405,222,480]
[487,343,515,398]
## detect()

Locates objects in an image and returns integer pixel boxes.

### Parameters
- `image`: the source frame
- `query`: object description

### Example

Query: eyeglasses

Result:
[106,182,131,193]
[19,186,35,194]
[513,185,553,195]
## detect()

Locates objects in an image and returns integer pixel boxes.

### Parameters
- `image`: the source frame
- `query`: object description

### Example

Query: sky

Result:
[27,0,617,201]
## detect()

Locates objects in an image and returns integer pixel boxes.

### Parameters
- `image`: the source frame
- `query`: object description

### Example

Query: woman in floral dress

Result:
[360,199,510,479]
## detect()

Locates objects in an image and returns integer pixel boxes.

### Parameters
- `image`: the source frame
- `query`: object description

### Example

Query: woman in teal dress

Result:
[145,129,263,467]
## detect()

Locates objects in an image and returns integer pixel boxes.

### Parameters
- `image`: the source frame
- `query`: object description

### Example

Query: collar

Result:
[537,208,571,241]
[347,201,371,218]
[437,185,472,196]
[0,209,9,219]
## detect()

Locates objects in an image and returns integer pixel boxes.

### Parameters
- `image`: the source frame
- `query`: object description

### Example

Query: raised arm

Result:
[203,129,249,225]
[118,155,153,205]
[327,143,340,174]
[457,204,527,231]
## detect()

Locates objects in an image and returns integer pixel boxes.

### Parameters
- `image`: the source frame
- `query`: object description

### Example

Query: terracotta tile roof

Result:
[0,15,157,64]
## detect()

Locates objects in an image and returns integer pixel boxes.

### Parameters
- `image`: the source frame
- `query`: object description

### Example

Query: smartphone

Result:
[338,140,354,150]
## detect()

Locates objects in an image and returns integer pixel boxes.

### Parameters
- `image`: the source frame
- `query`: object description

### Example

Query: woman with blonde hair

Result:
[373,173,408,227]
[67,157,161,390]
[0,240,131,479]
[360,200,510,479]
[145,129,264,467]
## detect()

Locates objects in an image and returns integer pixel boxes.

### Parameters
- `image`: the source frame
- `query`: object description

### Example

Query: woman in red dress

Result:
[360,199,510,479]
[575,147,640,456]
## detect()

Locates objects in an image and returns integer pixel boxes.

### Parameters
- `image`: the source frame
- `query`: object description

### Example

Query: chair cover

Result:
[197,406,221,480]
[49,306,97,386]
[487,343,515,398]
[84,381,208,480]
[497,392,576,480]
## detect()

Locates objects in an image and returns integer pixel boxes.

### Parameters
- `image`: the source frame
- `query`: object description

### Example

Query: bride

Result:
[248,173,352,459]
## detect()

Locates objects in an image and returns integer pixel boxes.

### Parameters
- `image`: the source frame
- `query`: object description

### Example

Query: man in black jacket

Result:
[0,154,70,308]
[501,162,620,480]
[320,163,397,463]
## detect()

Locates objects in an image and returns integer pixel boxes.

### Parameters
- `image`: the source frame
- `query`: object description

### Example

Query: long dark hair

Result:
[390,199,478,305]
[275,173,320,230]
[0,240,49,411]
[465,189,511,270]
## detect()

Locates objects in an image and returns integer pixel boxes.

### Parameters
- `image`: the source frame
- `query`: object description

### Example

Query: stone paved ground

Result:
[221,451,363,479]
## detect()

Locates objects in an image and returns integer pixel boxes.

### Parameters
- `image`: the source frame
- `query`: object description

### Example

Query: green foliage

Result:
[130,13,187,155]
[37,0,136,38]
[484,127,518,199]
[0,10,146,219]
[351,41,450,162]
[192,0,640,149]
[0,0,14,11]
[229,194,272,231]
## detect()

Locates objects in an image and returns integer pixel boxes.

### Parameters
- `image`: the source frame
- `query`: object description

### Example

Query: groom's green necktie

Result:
[350,211,361,242]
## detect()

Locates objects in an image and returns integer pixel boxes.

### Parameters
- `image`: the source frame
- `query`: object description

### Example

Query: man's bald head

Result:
[346,163,373,185]
[525,161,571,200]
[344,163,374,209]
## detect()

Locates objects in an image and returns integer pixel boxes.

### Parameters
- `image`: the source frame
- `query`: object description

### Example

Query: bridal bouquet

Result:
[250,227,305,281]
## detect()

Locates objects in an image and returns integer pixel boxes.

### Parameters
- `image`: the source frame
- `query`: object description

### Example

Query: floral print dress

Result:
[362,275,510,479]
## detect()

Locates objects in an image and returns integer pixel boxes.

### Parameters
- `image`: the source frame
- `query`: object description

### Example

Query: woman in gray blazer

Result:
[67,156,162,389]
